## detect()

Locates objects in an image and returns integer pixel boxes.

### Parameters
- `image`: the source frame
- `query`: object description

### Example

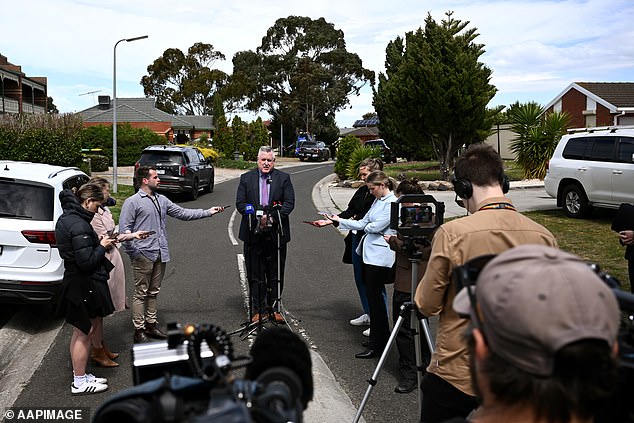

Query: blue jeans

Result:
[352,233,387,315]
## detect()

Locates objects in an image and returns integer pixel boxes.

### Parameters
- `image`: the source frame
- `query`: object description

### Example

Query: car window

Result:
[587,136,616,161]
[617,137,634,163]
[562,137,589,160]
[196,150,206,162]
[140,152,184,165]
[62,174,89,191]
[0,180,54,220]
[185,149,199,164]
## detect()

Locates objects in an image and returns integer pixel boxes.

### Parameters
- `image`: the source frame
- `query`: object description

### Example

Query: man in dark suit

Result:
[236,146,295,323]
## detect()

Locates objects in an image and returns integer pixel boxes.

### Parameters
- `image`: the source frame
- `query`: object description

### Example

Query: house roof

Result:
[79,98,214,129]
[339,126,379,138]
[544,82,634,112]
[577,82,634,108]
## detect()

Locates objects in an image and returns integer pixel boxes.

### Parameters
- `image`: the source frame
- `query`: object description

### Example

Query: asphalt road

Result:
[5,162,424,423]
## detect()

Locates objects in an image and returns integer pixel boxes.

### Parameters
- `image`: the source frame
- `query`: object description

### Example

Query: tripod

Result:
[353,239,435,423]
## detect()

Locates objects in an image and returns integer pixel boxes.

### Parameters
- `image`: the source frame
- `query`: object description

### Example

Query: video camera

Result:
[390,194,444,239]
[93,324,313,423]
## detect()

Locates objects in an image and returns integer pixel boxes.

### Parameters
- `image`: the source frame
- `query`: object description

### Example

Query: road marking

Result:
[289,165,331,175]
[228,209,239,246]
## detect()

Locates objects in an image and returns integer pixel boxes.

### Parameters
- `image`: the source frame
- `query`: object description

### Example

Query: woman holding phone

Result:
[327,170,397,358]
[88,177,150,367]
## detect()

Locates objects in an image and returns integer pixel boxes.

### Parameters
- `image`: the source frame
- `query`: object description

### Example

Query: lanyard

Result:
[479,202,517,211]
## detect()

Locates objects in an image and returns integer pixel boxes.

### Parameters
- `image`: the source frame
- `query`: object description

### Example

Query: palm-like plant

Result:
[508,102,571,179]
[346,146,382,179]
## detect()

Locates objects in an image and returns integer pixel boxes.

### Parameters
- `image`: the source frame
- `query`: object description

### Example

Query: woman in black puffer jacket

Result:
[55,183,116,395]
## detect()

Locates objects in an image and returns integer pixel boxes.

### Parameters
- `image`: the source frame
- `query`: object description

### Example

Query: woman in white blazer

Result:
[328,170,397,358]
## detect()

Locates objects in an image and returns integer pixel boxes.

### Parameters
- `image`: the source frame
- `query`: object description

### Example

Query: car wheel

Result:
[562,184,590,218]
[299,157,305,162]
[189,178,199,200]
[207,175,214,193]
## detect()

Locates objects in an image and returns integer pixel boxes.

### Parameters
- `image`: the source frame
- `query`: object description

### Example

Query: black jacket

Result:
[55,190,114,333]
[236,168,295,244]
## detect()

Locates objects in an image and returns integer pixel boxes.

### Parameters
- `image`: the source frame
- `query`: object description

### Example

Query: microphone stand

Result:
[271,201,287,326]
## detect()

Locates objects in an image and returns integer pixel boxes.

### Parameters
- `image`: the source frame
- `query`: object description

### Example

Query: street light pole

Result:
[112,35,148,193]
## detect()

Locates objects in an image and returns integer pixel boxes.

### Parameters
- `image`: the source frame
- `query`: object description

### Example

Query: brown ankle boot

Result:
[91,346,119,367]
[101,342,119,360]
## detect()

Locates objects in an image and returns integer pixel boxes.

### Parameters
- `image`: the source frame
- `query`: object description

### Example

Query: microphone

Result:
[246,204,255,232]
[266,174,272,185]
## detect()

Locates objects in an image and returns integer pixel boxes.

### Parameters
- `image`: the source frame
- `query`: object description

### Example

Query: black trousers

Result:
[628,258,634,292]
[392,289,431,384]
[244,234,287,315]
[362,264,391,350]
[420,373,478,423]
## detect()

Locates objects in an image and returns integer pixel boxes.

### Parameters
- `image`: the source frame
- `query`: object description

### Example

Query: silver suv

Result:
[544,126,634,218]
[0,161,89,303]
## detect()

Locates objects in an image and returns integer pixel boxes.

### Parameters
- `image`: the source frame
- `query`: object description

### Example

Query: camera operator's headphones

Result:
[450,172,510,199]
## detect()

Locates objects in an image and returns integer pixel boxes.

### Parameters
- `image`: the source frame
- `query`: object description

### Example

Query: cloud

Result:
[2,0,633,124]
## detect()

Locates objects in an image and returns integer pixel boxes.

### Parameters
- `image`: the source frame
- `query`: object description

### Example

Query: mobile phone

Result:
[223,205,232,208]
[146,231,156,235]
[109,232,119,239]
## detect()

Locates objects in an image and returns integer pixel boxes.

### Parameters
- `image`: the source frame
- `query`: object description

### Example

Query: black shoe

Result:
[394,380,417,394]
[144,323,167,339]
[355,348,379,359]
[134,329,150,343]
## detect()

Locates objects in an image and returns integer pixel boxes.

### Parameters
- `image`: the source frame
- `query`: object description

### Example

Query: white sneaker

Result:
[86,373,108,384]
[71,380,108,395]
[350,314,370,326]
[363,328,370,337]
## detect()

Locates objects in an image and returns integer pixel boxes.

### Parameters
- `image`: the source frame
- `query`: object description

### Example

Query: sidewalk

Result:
[317,176,548,219]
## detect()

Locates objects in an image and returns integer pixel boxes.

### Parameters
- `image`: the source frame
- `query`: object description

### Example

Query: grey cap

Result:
[453,244,620,377]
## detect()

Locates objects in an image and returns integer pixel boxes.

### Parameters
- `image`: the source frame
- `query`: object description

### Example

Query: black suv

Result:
[364,139,396,163]
[134,145,214,200]
[297,141,330,162]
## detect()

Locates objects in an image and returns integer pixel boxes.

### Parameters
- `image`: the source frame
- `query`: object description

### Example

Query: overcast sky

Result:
[2,0,633,127]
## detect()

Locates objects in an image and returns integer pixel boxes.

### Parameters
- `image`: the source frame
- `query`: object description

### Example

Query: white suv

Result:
[0,161,88,303]
[544,126,634,218]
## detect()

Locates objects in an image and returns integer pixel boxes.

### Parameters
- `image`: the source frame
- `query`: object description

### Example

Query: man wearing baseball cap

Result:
[450,244,620,423]
[414,143,558,422]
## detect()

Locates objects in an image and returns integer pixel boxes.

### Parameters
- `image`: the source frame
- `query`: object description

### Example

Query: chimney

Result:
[98,95,111,109]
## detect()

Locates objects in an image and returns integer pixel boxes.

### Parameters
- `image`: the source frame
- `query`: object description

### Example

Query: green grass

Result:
[384,160,524,181]
[524,209,630,291]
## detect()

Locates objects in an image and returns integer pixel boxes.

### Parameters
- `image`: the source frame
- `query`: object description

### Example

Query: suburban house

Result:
[0,53,47,115]
[79,96,214,142]
[544,82,634,128]
[339,115,380,142]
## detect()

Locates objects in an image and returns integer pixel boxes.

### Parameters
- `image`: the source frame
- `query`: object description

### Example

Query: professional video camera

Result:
[390,194,445,241]
[93,324,313,423]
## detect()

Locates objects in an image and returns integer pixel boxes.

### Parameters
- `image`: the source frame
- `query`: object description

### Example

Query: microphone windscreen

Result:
[245,327,313,409]
[245,204,255,214]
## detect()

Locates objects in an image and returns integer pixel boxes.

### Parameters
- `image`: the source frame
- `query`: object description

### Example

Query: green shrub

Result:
[0,113,84,166]
[334,135,361,179]
[81,123,166,166]
[346,146,382,179]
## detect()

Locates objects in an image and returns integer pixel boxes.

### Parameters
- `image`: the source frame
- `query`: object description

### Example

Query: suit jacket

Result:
[236,168,295,244]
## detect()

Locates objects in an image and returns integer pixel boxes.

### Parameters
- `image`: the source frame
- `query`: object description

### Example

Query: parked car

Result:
[363,139,396,163]
[297,141,330,162]
[0,161,89,304]
[544,126,634,218]
[134,145,214,200]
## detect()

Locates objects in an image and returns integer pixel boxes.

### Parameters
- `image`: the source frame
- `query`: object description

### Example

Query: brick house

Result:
[0,53,47,115]
[544,82,634,128]
[79,96,213,142]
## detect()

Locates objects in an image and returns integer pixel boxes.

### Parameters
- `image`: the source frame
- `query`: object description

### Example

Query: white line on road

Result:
[228,209,239,246]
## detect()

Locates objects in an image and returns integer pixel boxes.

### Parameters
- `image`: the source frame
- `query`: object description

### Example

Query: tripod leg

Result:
[353,315,404,423]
